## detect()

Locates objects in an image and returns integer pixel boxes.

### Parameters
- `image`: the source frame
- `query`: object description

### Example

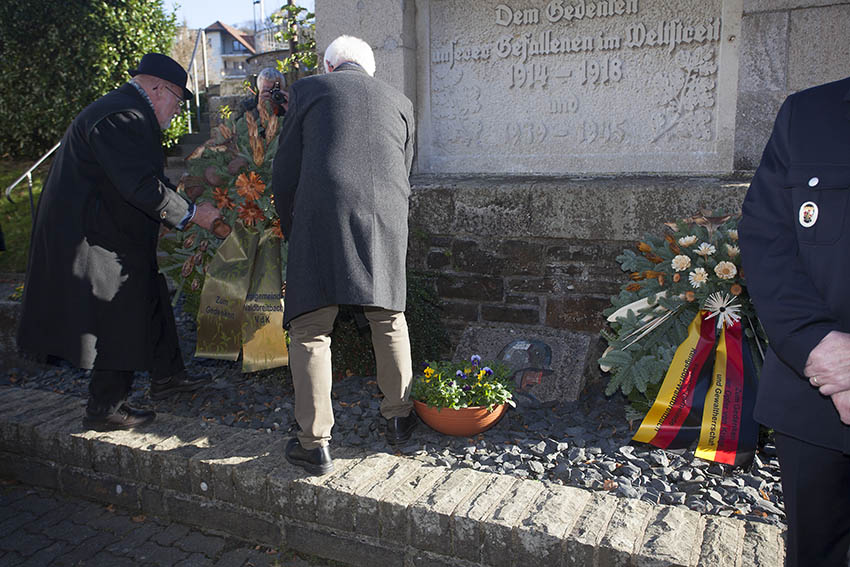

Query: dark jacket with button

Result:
[17,83,191,371]
[271,64,415,326]
[739,76,850,453]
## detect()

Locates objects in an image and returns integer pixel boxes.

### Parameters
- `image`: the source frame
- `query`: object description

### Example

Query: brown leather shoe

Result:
[149,370,210,400]
[82,403,155,431]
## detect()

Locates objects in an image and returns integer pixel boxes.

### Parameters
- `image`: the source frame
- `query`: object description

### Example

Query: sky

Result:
[170,0,314,30]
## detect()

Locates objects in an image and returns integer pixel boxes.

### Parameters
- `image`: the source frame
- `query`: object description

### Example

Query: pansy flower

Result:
[471,354,481,367]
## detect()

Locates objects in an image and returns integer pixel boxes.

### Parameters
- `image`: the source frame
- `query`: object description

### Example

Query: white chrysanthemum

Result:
[688,268,708,288]
[727,229,738,241]
[678,235,698,247]
[726,244,740,258]
[695,242,716,257]
[714,261,737,280]
[704,292,741,329]
[671,254,692,272]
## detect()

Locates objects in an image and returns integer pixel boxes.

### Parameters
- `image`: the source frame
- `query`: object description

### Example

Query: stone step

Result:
[180,132,210,146]
[0,386,786,567]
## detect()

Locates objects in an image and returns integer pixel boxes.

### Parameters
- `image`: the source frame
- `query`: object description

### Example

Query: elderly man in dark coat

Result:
[272,35,417,475]
[17,53,220,431]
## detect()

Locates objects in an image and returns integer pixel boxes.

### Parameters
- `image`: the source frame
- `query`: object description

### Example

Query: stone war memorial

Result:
[317,0,850,402]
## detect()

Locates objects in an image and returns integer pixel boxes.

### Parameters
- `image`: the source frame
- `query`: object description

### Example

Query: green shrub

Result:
[0,160,49,272]
[330,272,451,378]
[0,0,177,158]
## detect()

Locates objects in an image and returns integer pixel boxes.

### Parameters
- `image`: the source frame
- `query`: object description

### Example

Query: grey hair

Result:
[257,67,284,89]
[323,35,375,77]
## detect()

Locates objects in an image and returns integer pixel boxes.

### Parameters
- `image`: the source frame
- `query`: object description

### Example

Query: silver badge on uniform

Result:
[799,201,818,228]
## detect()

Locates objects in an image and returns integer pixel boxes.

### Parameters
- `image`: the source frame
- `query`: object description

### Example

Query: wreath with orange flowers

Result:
[159,103,285,306]
[598,211,768,416]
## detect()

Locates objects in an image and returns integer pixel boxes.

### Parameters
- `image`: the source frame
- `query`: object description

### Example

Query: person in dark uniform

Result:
[17,53,221,431]
[739,76,850,566]
[272,35,418,475]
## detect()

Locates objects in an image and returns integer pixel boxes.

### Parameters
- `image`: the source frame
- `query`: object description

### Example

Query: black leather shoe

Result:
[82,403,155,431]
[149,370,210,400]
[285,438,334,476]
[386,412,418,446]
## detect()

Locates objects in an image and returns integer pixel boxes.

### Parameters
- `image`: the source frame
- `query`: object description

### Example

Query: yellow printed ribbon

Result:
[633,311,716,447]
[242,227,288,372]
[695,321,749,465]
[195,221,288,372]
[195,222,259,361]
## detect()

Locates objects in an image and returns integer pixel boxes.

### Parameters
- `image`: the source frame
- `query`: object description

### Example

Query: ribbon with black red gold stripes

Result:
[632,311,758,467]
[694,321,758,466]
[633,311,716,449]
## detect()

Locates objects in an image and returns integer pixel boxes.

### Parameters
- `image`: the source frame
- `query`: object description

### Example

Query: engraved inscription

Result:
[509,63,550,88]
[425,0,734,173]
[625,18,721,53]
[579,119,627,144]
[548,94,580,114]
[545,0,639,24]
[495,4,541,26]
[578,56,622,85]
[506,121,548,145]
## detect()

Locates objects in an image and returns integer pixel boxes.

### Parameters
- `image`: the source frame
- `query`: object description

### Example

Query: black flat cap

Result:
[129,53,193,100]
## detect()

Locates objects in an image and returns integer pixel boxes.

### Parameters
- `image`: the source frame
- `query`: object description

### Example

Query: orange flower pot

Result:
[413,399,508,437]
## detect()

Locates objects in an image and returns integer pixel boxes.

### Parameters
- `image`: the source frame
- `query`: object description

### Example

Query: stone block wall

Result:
[407,176,750,343]
[735,0,850,168]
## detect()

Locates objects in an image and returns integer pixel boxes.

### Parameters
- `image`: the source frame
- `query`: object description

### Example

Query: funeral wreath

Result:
[598,210,768,415]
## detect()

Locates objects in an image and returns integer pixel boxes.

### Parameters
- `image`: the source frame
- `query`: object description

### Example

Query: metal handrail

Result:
[185,28,207,132]
[5,141,60,222]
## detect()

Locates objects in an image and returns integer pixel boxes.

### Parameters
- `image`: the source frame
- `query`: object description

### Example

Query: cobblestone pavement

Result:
[0,480,338,567]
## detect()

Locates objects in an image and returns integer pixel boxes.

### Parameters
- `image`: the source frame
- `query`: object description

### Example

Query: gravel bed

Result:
[2,301,785,529]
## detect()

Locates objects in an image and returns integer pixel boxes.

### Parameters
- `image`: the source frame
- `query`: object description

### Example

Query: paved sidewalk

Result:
[0,480,335,567]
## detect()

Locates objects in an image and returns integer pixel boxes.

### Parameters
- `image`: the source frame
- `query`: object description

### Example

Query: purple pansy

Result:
[456,370,465,378]
[463,385,472,391]
[471,354,481,367]
[483,366,493,375]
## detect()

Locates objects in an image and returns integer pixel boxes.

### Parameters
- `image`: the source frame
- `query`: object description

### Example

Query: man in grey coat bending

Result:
[272,35,418,475]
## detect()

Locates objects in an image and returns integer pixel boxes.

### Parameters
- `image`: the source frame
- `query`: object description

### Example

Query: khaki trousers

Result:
[288,305,414,449]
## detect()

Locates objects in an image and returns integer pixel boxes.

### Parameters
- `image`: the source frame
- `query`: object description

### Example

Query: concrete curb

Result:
[0,386,785,566]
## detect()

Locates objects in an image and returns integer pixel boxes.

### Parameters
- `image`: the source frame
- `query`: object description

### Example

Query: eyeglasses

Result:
[161,85,183,104]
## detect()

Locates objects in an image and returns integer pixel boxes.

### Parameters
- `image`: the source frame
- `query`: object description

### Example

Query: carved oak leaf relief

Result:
[649,45,718,143]
[431,64,484,148]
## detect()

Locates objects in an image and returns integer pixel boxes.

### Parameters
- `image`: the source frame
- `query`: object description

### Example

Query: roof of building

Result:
[205,21,256,54]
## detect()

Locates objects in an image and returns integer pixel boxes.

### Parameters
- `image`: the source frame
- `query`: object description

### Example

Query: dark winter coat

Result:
[17,83,191,370]
[739,76,850,453]
[272,63,415,326]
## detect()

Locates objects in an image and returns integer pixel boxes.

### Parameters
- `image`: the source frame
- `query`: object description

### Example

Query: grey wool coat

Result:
[272,63,415,326]
[17,83,191,370]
